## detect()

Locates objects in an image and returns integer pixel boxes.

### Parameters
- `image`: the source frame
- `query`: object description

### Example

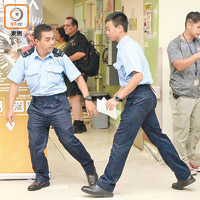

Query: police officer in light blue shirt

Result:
[6,24,98,191]
[8,42,80,96]
[81,12,195,198]
[113,35,153,87]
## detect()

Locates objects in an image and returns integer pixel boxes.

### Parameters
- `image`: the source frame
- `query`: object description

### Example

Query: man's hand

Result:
[6,110,15,126]
[106,98,119,111]
[85,101,98,117]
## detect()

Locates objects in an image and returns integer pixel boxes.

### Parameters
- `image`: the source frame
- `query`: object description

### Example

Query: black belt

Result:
[32,92,66,102]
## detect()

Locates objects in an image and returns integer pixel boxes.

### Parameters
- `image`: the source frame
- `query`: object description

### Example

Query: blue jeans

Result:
[27,93,95,182]
[97,85,190,192]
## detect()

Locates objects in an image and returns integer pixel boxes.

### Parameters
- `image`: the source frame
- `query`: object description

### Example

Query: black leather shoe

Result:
[86,170,98,186]
[81,184,113,197]
[28,181,50,191]
[172,175,196,190]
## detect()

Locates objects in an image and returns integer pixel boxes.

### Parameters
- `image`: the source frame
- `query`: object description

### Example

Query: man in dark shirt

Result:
[64,16,88,133]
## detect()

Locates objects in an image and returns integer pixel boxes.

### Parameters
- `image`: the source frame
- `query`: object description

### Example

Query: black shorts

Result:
[64,74,87,97]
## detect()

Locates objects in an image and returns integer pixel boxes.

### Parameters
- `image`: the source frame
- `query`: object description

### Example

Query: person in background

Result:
[54,26,68,51]
[167,11,200,175]
[6,24,98,191]
[63,16,88,134]
[81,12,195,198]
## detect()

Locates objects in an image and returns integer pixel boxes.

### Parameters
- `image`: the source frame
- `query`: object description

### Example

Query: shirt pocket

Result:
[113,63,121,70]
[47,66,63,85]
[25,70,39,86]
[113,62,126,77]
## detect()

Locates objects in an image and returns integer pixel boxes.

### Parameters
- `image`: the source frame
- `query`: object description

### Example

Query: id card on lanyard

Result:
[183,33,199,86]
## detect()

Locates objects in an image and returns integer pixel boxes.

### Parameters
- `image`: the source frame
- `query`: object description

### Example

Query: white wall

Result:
[43,0,73,26]
[124,0,144,47]
[159,0,200,153]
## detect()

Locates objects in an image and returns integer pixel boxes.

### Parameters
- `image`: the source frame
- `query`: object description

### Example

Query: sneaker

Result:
[73,125,83,133]
[189,161,200,172]
[73,120,87,134]
[81,123,87,132]
[187,164,197,175]
[73,124,87,133]
[73,120,82,134]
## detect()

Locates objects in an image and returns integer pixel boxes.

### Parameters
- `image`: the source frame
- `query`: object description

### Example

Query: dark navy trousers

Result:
[97,85,190,192]
[27,93,95,182]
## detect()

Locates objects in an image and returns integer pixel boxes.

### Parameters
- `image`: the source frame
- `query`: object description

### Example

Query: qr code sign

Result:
[0,101,2,112]
[14,101,24,112]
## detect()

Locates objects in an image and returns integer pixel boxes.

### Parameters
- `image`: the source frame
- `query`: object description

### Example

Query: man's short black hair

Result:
[185,11,200,26]
[105,12,128,32]
[66,16,78,29]
[33,24,53,41]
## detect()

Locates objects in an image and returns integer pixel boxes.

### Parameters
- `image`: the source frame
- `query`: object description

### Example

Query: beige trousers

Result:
[169,89,200,164]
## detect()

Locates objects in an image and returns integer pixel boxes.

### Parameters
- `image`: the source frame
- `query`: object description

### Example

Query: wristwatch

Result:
[114,95,123,102]
[84,96,92,101]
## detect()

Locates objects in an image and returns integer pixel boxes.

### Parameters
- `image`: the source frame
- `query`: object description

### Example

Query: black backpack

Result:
[70,33,100,77]
[76,40,100,77]
[86,40,100,76]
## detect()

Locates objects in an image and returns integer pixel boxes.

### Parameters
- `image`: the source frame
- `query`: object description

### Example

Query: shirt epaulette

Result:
[21,47,35,58]
[53,48,65,57]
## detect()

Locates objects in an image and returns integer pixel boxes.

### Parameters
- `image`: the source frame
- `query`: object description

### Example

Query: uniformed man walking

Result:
[81,12,195,198]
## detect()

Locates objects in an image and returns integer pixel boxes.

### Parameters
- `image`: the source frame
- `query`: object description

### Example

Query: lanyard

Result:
[182,33,198,76]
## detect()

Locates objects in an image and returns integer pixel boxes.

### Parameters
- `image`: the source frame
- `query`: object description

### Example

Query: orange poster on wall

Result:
[0,79,33,174]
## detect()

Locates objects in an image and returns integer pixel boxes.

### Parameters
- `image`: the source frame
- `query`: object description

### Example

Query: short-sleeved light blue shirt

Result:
[113,35,153,87]
[7,48,81,96]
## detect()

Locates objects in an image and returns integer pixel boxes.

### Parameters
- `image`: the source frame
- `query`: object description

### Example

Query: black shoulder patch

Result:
[53,48,65,57]
[21,47,35,58]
